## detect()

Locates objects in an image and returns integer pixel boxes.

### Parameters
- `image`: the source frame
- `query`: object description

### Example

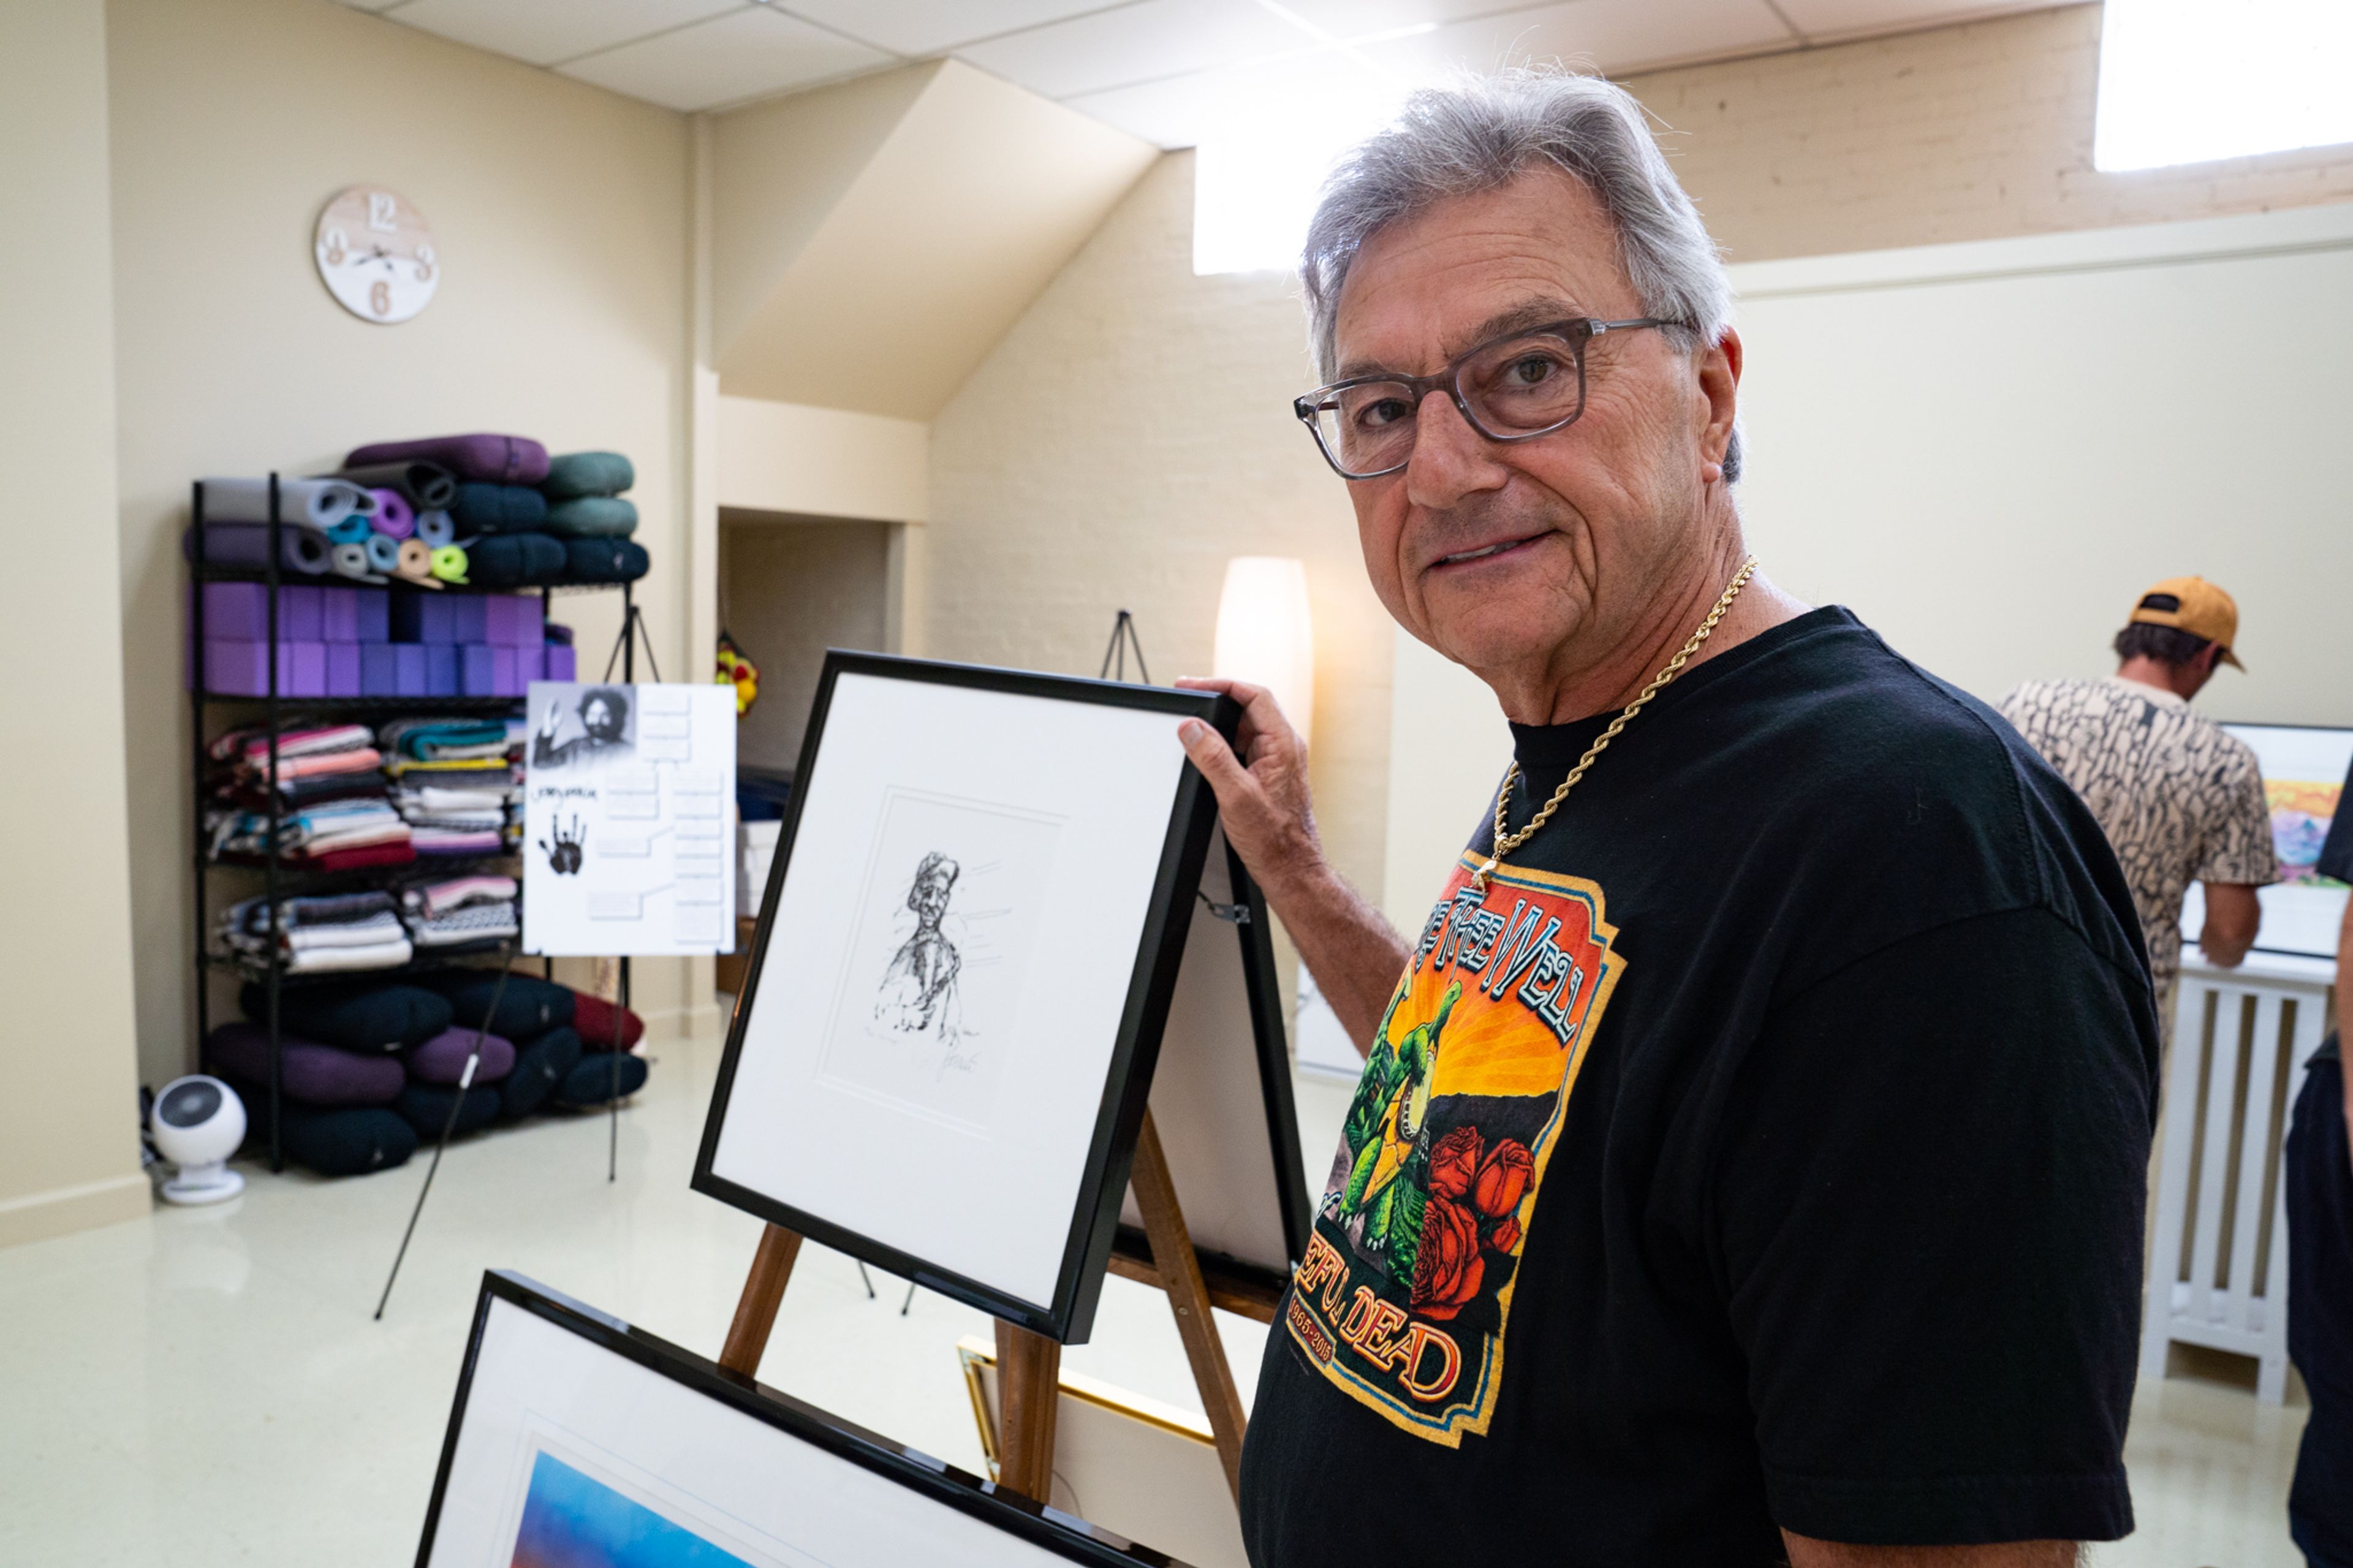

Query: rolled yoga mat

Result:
[346,433,549,486]
[540,451,634,499]
[466,532,566,588]
[181,522,332,575]
[450,482,548,536]
[430,545,469,584]
[364,531,403,574]
[199,476,373,529]
[324,514,372,547]
[335,461,457,512]
[543,496,637,538]
[395,537,438,585]
[414,510,455,548]
[561,537,650,583]
[330,543,377,580]
[368,488,415,539]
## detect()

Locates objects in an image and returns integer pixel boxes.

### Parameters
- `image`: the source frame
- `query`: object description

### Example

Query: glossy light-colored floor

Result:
[0,1026,2313,1566]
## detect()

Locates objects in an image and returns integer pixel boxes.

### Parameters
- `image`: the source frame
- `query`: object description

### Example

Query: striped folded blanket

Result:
[209,722,374,765]
[407,901,519,947]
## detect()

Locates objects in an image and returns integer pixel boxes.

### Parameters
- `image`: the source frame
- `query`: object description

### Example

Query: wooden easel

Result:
[718,1111,1254,1503]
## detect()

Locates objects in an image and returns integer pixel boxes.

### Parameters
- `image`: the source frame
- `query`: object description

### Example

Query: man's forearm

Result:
[1261,860,1409,1056]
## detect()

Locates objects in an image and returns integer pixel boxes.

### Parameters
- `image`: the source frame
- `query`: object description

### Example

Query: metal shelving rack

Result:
[188,472,633,1170]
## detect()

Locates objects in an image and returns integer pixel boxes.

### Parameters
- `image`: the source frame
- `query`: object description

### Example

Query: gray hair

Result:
[1302,69,1741,480]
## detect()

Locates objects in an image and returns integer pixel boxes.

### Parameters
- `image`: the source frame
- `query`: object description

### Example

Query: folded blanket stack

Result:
[218,890,415,974]
[379,716,523,854]
[400,873,519,947]
[205,721,415,871]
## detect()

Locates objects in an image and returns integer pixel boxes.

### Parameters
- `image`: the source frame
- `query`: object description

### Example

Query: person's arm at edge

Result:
[2198,882,2261,967]
[1174,676,1407,1053]
[1781,1535,2081,1567]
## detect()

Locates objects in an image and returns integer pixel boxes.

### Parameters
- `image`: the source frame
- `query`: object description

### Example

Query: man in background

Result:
[2286,762,2353,1567]
[1999,577,2278,1040]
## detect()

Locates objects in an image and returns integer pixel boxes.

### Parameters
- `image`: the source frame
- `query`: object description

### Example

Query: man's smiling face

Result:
[1331,166,1729,689]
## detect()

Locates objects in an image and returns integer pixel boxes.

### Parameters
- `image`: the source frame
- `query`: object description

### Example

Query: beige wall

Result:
[0,0,151,1244]
[1635,3,2353,263]
[928,153,1397,904]
[719,516,894,773]
[107,0,700,1085]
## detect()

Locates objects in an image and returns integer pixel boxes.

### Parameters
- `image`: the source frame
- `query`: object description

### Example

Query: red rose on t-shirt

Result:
[1488,1214,1523,1254]
[1428,1124,1483,1203]
[1411,1192,1485,1319]
[1473,1137,1533,1219]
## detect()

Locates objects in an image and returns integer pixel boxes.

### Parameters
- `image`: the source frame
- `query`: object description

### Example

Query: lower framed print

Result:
[415,1271,1185,1568]
[694,653,1238,1341]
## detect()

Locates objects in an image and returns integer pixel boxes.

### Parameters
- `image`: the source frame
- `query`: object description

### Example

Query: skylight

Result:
[2095,0,2353,172]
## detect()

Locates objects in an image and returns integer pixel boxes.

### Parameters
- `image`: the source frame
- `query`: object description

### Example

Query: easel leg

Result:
[1131,1110,1248,1499]
[993,1319,1061,1504]
[719,1222,803,1377]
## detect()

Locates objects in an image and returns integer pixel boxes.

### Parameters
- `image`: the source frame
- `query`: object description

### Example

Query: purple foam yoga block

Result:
[324,642,362,697]
[199,582,267,640]
[450,596,489,644]
[545,643,575,682]
[392,593,457,644]
[395,643,427,697]
[517,644,545,681]
[460,643,521,697]
[281,585,324,642]
[321,586,358,642]
[483,594,543,648]
[493,646,525,695]
[424,643,460,696]
[360,643,400,696]
[202,639,328,697]
[355,586,389,643]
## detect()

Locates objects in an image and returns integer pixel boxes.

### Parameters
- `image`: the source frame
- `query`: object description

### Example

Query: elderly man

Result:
[1174,72,2156,1566]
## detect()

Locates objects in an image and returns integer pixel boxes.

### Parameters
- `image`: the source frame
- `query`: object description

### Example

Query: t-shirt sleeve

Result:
[1711,906,2155,1546]
[2314,754,2353,885]
[2195,749,2279,886]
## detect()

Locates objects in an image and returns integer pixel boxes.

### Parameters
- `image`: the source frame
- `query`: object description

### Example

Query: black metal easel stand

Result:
[597,596,662,1183]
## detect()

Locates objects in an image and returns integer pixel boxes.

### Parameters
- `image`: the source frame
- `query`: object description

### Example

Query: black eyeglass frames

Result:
[1292,316,1689,480]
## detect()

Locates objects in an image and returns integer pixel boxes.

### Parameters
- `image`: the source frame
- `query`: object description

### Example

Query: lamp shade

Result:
[1213,556,1314,746]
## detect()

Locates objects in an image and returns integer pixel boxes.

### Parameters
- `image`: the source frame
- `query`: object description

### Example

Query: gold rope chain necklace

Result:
[1471,556,1760,893]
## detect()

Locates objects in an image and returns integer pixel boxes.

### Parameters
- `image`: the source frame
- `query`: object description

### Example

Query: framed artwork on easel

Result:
[694,653,1245,1342]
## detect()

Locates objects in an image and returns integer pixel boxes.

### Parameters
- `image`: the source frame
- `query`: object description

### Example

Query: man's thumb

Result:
[1178,718,1249,793]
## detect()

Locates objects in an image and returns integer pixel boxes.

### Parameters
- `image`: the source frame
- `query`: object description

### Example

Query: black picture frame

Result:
[692,651,1240,1342]
[415,1270,1179,1567]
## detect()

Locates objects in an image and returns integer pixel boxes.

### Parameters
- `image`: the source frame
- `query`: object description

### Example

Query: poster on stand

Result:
[416,1272,1173,1568]
[522,681,736,957]
[695,653,1238,1342]
[2178,722,2351,960]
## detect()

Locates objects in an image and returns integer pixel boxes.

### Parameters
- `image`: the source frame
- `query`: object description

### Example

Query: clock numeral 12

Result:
[368,191,397,233]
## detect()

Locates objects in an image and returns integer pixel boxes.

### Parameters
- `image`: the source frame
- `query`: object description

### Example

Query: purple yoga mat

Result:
[345,433,550,486]
[207,1022,405,1107]
[405,1026,516,1085]
[183,523,332,575]
[369,488,416,539]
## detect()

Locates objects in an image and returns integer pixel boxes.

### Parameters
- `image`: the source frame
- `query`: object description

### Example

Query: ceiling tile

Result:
[335,0,411,12]
[1771,0,2064,44]
[390,0,746,68]
[1064,44,1393,147]
[953,0,1318,100]
[778,0,1129,55]
[556,6,894,111]
[1352,0,1795,82]
[1274,0,1545,42]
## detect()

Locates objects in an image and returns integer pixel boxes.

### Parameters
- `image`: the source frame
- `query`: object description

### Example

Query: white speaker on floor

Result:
[151,1075,246,1205]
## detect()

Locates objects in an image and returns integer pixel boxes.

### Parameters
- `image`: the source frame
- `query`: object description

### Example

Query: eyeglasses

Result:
[1293,316,1689,480]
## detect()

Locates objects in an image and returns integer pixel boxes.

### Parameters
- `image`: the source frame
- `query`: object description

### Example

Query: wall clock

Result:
[314,186,438,324]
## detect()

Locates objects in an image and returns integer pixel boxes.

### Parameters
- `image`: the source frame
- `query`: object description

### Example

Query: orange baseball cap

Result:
[2129,577,2244,669]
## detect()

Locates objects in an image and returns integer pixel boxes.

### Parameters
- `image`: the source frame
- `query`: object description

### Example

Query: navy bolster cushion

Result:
[540,452,634,500]
[466,532,567,588]
[500,1026,583,1121]
[279,1104,419,1176]
[242,980,453,1053]
[406,1026,517,1085]
[450,482,549,536]
[394,1082,502,1139]
[554,1051,648,1108]
[208,1023,405,1107]
[424,969,576,1039]
[569,990,645,1051]
[563,537,650,583]
[542,496,637,538]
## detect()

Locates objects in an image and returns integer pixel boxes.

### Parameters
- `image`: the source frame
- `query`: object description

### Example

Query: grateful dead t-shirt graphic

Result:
[1284,855,1623,1445]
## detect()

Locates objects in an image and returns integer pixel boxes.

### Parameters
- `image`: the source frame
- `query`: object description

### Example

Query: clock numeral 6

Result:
[368,190,398,233]
[323,225,346,266]
[371,279,392,316]
[415,241,436,283]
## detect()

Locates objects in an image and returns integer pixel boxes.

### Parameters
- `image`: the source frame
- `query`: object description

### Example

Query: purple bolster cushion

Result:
[205,1022,404,1107]
[405,1026,516,1085]
[344,434,550,486]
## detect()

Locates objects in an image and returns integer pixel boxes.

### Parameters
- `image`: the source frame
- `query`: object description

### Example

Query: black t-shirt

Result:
[2313,754,2353,1064]
[1239,607,2158,1564]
